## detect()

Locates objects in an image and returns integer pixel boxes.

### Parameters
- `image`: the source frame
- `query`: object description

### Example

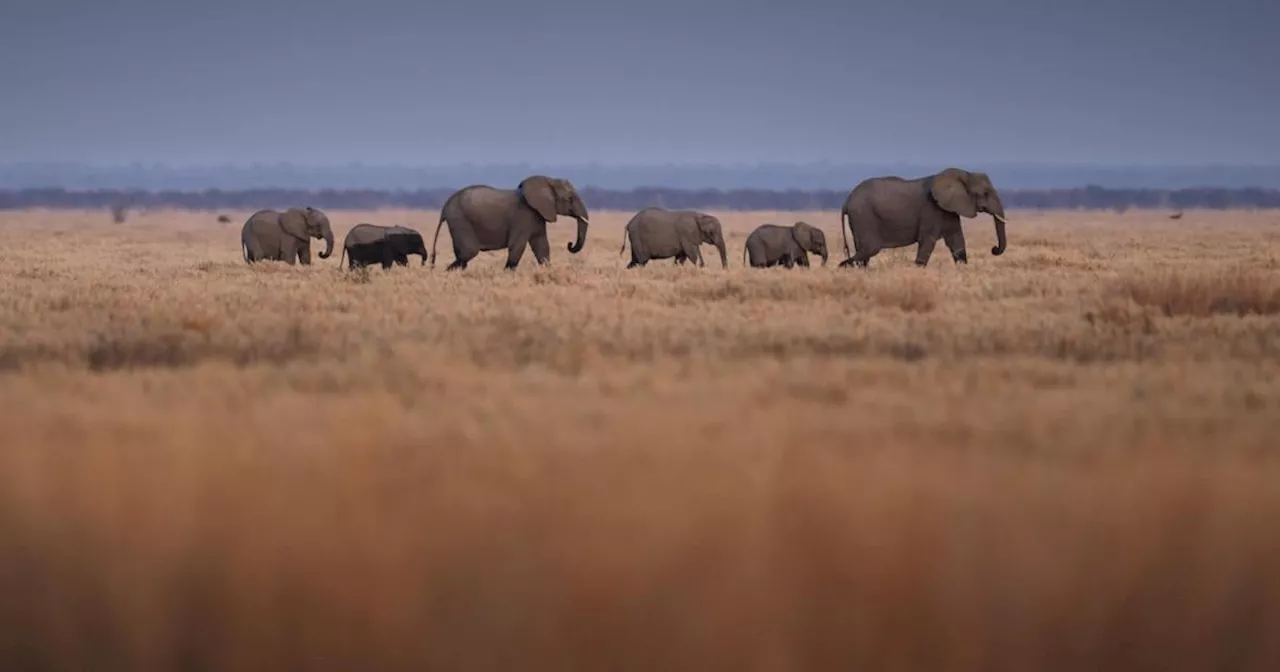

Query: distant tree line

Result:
[1,186,1278,212]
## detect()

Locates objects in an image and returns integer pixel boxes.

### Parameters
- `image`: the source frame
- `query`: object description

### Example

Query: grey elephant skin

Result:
[340,223,428,270]
[241,207,335,265]
[743,221,828,268]
[430,175,589,271]
[837,167,1009,268]
[618,207,728,269]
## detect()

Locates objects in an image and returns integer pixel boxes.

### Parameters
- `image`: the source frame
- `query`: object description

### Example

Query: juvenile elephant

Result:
[430,175,590,271]
[837,167,1009,268]
[241,207,335,265]
[743,221,828,268]
[618,207,727,269]
[339,223,428,270]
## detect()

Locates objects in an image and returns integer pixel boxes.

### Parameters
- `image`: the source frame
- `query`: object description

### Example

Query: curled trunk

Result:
[566,217,589,253]
[319,226,334,259]
[990,209,1007,256]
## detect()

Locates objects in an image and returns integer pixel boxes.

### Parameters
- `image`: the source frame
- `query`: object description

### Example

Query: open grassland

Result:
[1,208,1279,670]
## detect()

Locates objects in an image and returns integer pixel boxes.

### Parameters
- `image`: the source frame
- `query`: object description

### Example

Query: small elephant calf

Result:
[340,223,428,270]
[619,207,728,269]
[743,221,829,268]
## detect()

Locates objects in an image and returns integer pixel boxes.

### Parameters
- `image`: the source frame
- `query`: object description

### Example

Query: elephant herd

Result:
[240,167,1010,272]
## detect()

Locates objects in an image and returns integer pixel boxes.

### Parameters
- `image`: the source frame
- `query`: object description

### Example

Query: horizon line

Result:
[5,161,1280,170]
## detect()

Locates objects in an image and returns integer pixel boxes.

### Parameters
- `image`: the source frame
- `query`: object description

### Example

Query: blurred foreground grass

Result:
[0,208,1278,670]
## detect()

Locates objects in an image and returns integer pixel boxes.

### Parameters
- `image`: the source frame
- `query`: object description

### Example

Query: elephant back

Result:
[343,223,389,247]
[244,209,280,229]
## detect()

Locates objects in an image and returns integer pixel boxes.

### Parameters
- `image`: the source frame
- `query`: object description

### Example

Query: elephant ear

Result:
[930,169,978,218]
[279,209,309,240]
[791,222,813,249]
[696,213,717,236]
[518,176,558,222]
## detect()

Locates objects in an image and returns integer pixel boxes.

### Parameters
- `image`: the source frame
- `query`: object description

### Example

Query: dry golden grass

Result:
[2,207,1280,670]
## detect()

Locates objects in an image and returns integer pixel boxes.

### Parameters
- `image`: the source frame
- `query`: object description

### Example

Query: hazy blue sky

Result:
[1,0,1276,166]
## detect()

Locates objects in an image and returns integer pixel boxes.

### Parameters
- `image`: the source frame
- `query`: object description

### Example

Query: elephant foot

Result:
[953,251,968,264]
[838,257,867,268]
[503,262,520,271]
[914,260,929,268]
[446,261,467,272]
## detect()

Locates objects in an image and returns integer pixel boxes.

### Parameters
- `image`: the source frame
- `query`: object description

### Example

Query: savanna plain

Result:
[1,208,1279,670]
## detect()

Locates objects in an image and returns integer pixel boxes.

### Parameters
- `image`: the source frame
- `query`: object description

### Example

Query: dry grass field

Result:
[1,207,1279,670]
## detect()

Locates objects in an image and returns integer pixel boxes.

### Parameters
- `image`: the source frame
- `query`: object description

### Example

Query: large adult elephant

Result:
[429,175,590,271]
[618,207,727,269]
[837,167,1008,268]
[241,207,335,265]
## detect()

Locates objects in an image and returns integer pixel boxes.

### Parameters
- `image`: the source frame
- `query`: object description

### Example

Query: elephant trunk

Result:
[990,208,1007,256]
[318,227,334,259]
[715,231,728,269]
[820,249,829,266]
[566,216,589,254]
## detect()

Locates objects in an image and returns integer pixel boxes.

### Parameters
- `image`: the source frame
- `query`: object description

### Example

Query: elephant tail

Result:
[338,245,346,270]
[840,203,850,258]
[742,244,747,267]
[618,225,628,257]
[429,214,447,269]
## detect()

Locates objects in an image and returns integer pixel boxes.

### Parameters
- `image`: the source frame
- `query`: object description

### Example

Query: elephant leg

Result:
[244,237,265,263]
[628,240,649,269]
[839,248,878,268]
[504,228,534,270]
[943,229,968,264]
[782,255,794,269]
[529,229,551,265]
[448,221,481,271]
[681,240,703,267]
[914,236,940,267]
[381,244,395,270]
[298,241,312,266]
[281,238,298,265]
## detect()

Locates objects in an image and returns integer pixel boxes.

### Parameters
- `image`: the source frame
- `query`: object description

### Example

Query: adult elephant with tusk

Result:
[430,175,590,271]
[837,167,1009,268]
[241,207,335,265]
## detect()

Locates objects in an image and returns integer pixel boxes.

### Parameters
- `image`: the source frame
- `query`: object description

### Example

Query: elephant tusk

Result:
[992,213,1008,224]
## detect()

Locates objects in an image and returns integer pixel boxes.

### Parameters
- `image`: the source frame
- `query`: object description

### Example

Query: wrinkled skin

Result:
[837,167,1008,268]
[618,207,727,269]
[430,175,590,271]
[340,223,428,270]
[743,221,828,268]
[241,207,335,265]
